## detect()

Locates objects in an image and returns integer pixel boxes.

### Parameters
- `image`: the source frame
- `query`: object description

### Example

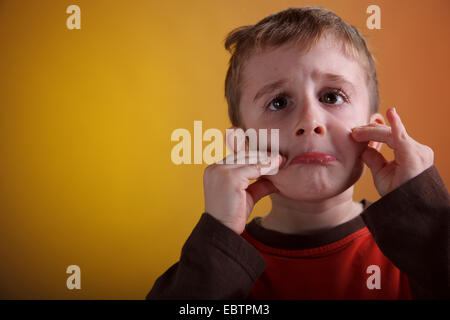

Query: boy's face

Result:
[238,33,384,200]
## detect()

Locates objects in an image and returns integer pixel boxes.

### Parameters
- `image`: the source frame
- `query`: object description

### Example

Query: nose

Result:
[294,101,326,137]
[296,123,325,136]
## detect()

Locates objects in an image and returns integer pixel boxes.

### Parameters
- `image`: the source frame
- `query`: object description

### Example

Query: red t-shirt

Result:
[241,200,412,299]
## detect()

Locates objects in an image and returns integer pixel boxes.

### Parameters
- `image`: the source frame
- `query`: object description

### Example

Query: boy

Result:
[147,7,449,299]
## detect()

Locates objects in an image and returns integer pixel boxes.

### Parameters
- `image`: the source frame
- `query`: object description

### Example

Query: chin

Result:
[274,179,345,201]
[267,161,365,201]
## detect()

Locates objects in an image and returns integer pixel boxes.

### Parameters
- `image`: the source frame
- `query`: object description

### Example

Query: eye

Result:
[266,94,291,111]
[319,89,349,105]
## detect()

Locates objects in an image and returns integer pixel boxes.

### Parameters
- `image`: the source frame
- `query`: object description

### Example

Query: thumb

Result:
[361,146,387,175]
[246,177,278,205]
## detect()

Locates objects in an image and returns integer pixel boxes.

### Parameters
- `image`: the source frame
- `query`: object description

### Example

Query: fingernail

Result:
[262,164,280,175]
[260,157,270,165]
[393,107,397,115]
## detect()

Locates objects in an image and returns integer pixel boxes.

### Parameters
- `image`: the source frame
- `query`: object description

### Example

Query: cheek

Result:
[337,136,369,170]
[246,125,290,156]
[354,140,369,160]
[330,114,370,154]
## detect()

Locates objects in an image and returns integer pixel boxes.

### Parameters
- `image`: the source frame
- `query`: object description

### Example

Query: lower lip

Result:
[289,153,336,166]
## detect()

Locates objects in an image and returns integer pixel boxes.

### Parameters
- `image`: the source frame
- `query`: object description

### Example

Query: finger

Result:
[226,128,249,154]
[245,152,285,174]
[360,146,388,176]
[216,150,274,167]
[235,154,282,180]
[387,107,409,142]
[246,178,278,204]
[351,125,395,149]
[260,154,283,175]
[245,150,272,165]
[217,149,256,165]
[235,150,271,165]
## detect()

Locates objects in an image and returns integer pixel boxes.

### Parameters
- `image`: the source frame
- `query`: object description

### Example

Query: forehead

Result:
[241,35,366,94]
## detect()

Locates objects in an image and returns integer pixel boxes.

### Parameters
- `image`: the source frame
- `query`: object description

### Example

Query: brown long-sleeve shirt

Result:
[146,165,450,299]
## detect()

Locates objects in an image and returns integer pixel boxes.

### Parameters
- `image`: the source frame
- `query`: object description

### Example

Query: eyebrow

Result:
[313,71,356,93]
[252,72,356,103]
[253,79,289,103]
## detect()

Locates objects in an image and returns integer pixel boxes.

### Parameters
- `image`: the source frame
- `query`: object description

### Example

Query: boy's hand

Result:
[203,143,285,235]
[351,107,434,197]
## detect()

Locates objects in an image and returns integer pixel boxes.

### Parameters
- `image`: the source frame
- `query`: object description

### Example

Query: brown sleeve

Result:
[145,212,267,300]
[361,165,450,299]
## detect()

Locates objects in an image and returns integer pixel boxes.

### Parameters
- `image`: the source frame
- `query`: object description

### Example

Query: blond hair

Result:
[224,6,379,127]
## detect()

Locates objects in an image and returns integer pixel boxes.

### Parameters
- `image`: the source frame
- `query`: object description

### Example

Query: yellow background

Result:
[0,0,449,299]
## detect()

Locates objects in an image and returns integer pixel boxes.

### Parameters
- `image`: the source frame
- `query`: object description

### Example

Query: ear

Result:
[367,112,385,152]
[225,126,249,153]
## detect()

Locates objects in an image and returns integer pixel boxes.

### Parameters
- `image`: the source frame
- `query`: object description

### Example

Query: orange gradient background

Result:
[0,0,449,299]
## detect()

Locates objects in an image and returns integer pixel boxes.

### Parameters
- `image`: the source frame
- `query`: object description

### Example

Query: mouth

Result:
[288,152,336,166]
